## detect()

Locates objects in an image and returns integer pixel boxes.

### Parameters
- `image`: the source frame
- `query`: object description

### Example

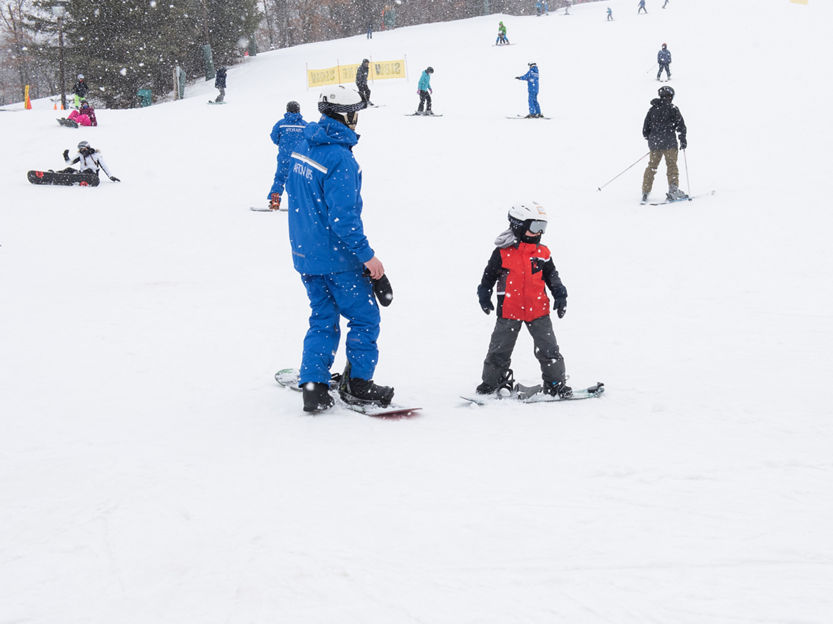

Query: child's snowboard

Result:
[27,170,100,187]
[275,368,421,419]
[57,118,79,128]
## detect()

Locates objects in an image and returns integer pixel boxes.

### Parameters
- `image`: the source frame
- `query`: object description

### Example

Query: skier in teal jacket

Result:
[416,67,434,115]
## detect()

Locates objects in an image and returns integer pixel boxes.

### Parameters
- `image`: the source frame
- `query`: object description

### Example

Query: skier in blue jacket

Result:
[267,101,307,210]
[285,85,394,412]
[656,43,671,81]
[516,62,542,118]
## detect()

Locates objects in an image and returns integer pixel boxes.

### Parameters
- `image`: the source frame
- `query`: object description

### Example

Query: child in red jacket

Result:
[476,202,572,397]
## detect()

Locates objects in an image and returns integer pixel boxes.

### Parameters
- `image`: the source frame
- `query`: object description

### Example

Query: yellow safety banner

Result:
[307,60,407,88]
[789,0,808,4]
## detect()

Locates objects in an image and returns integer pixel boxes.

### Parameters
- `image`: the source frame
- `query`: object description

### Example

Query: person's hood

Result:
[283,111,304,123]
[304,115,359,147]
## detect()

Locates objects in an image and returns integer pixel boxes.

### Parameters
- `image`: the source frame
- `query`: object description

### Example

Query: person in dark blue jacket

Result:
[657,43,671,81]
[214,67,227,103]
[285,85,394,412]
[267,101,308,210]
[516,62,542,118]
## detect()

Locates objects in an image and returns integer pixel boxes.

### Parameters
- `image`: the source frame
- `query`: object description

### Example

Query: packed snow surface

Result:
[2,0,832,622]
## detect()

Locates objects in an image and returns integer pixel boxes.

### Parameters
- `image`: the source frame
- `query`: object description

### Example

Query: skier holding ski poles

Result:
[641,86,688,203]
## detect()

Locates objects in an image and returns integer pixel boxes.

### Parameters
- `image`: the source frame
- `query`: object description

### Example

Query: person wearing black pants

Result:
[355,59,371,105]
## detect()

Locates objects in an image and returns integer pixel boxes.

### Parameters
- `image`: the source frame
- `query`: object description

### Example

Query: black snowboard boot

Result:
[340,376,394,407]
[641,192,648,202]
[543,380,573,399]
[303,382,335,413]
[476,368,515,395]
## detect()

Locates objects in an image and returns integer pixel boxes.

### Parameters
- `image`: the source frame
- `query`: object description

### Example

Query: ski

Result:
[461,382,604,406]
[642,189,716,206]
[274,368,421,419]
[506,115,551,120]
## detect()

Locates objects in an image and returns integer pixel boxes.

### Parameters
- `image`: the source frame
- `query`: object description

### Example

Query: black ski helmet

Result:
[286,100,300,113]
[362,58,369,64]
[426,66,434,74]
[658,85,675,100]
[528,61,537,67]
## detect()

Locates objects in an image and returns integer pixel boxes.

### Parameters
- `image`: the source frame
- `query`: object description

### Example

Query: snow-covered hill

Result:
[2,1,832,622]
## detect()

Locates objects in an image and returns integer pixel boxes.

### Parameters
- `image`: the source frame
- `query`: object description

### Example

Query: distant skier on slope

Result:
[62,140,120,182]
[496,21,509,45]
[72,74,88,108]
[284,85,394,412]
[516,62,542,118]
[214,66,227,103]
[356,59,372,105]
[267,101,308,211]
[416,66,434,115]
[638,0,647,14]
[641,86,688,203]
[657,43,672,81]
[475,202,571,399]
[607,7,614,20]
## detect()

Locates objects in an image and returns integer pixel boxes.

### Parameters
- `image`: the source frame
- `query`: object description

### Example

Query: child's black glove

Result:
[63,149,69,160]
[477,285,494,315]
[557,304,566,319]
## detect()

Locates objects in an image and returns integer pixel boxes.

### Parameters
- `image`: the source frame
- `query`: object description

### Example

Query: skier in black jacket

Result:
[641,86,688,202]
[214,67,227,103]
[355,59,371,105]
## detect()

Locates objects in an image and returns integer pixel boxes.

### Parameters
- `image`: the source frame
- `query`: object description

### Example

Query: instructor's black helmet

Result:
[658,85,675,100]
[286,100,300,113]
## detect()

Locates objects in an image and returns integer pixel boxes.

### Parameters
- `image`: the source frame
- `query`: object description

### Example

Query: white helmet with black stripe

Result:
[318,85,366,129]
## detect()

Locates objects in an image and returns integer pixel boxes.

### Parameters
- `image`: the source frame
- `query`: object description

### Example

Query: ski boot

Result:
[666,186,689,202]
[302,382,335,413]
[641,192,649,203]
[339,364,394,407]
[475,369,515,396]
[543,380,573,399]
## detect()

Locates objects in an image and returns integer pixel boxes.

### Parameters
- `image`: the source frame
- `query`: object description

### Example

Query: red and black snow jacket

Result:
[479,241,567,322]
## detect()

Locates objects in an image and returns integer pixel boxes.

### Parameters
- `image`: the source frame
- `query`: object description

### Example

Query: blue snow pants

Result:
[528,91,541,116]
[268,154,292,198]
[299,271,380,384]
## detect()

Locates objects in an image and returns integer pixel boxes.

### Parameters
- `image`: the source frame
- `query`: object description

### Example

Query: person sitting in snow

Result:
[475,202,571,399]
[65,100,97,127]
[61,140,120,182]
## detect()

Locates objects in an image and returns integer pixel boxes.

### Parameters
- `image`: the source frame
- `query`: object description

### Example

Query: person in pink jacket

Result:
[67,100,98,127]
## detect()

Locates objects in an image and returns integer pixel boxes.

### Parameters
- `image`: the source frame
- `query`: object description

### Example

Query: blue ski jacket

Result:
[285,115,375,275]
[517,66,539,94]
[418,71,432,91]
[657,48,671,64]
[270,112,308,153]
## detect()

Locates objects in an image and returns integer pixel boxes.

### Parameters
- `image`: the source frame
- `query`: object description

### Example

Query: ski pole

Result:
[682,148,692,195]
[596,152,650,191]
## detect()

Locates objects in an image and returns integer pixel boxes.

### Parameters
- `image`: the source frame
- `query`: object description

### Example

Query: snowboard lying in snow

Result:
[275,368,421,419]
[27,170,99,186]
[461,382,605,406]
[57,117,79,128]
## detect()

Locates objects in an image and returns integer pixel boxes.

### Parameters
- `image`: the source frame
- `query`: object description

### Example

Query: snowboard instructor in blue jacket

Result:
[285,85,394,412]
[516,62,542,118]
[267,101,307,210]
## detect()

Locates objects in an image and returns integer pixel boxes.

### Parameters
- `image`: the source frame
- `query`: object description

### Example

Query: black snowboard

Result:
[57,117,79,128]
[27,170,100,187]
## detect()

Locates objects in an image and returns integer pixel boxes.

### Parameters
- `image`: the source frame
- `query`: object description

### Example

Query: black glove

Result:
[110,176,120,182]
[680,139,687,150]
[372,273,393,307]
[477,285,494,315]
[554,297,567,319]
[63,149,69,160]
[364,269,393,307]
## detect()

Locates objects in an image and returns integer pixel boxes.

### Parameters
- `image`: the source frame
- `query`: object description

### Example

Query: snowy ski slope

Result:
[2,0,832,622]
